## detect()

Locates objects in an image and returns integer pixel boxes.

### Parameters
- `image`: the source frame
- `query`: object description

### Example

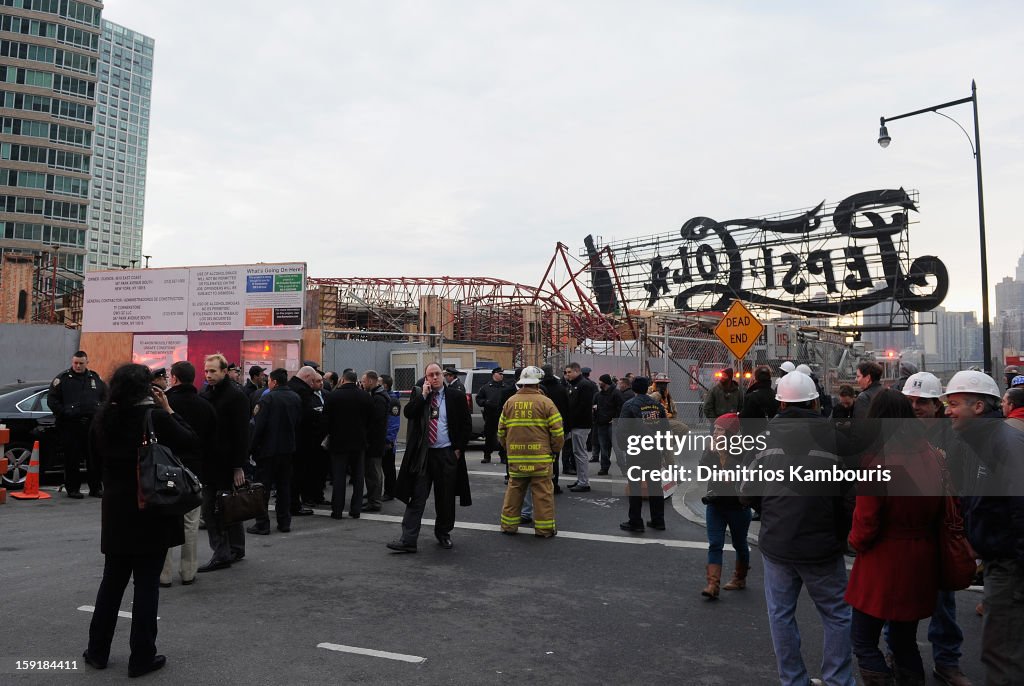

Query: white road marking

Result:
[317,642,426,664]
[310,510,708,550]
[78,605,159,620]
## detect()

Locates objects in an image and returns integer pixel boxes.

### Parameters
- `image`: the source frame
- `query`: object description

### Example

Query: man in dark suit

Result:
[387,362,472,552]
[248,368,302,535]
[161,361,216,587]
[324,370,373,519]
[198,353,250,573]
[287,366,320,516]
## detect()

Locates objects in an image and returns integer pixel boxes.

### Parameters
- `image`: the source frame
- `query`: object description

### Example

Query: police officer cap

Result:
[492,367,504,375]
[443,368,457,377]
[581,367,592,374]
[152,367,166,378]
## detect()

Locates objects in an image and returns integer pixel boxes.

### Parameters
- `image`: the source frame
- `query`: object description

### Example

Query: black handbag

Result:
[137,409,203,516]
[216,481,266,524]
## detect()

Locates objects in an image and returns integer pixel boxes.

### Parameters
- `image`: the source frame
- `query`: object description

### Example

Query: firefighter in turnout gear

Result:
[649,372,677,419]
[497,366,565,537]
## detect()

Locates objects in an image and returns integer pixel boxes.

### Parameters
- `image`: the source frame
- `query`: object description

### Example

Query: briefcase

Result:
[216,481,266,524]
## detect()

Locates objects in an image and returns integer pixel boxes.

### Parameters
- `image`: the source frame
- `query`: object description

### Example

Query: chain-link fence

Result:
[546,319,868,428]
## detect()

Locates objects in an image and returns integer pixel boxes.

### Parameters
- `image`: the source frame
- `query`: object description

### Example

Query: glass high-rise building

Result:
[88,18,152,270]
[0,0,103,287]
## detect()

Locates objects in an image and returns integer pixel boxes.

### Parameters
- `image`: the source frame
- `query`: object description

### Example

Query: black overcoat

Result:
[395,382,472,506]
[90,403,198,555]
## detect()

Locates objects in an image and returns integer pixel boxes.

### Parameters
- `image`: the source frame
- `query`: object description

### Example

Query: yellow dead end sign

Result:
[714,300,764,360]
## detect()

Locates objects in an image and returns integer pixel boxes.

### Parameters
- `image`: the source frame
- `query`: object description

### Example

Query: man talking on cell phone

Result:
[387,362,472,553]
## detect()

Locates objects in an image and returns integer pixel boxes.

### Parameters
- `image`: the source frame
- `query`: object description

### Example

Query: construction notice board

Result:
[83,262,306,333]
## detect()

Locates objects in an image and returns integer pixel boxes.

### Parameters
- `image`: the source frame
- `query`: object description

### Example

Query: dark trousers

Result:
[60,419,99,493]
[202,485,244,563]
[594,423,613,471]
[87,551,166,670]
[330,449,364,516]
[483,411,503,460]
[627,493,665,527]
[383,442,397,497]
[364,450,383,506]
[254,454,292,529]
[292,444,328,506]
[400,447,457,545]
[290,449,308,510]
[852,608,922,675]
[308,445,329,503]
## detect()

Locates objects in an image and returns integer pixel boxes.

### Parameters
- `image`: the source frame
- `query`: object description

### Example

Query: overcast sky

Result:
[108,1,1023,317]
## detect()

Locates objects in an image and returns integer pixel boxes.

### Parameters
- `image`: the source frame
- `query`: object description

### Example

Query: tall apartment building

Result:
[921,306,982,365]
[861,300,916,353]
[995,274,1024,315]
[0,0,103,291]
[87,18,152,270]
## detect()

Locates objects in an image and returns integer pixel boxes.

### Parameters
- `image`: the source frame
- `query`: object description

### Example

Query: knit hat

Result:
[599,373,613,386]
[714,412,741,435]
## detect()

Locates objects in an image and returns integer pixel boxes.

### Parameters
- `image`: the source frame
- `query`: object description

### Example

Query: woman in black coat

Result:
[83,364,199,678]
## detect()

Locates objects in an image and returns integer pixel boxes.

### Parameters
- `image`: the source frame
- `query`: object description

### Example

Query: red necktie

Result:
[427,391,439,445]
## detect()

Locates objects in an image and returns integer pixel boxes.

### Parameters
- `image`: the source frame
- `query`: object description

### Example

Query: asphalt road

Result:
[2,446,985,684]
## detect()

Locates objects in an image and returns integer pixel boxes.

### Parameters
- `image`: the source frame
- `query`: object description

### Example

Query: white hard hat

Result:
[944,370,1000,399]
[902,372,943,399]
[517,366,544,385]
[775,371,819,402]
[780,361,796,373]
[796,364,812,376]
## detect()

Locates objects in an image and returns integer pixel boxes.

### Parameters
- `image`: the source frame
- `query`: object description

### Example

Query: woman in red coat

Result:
[845,389,943,685]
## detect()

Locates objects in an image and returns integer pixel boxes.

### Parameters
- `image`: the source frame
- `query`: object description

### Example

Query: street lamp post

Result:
[877,80,991,374]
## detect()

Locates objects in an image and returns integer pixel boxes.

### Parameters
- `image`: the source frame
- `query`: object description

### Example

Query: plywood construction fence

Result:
[78,332,134,382]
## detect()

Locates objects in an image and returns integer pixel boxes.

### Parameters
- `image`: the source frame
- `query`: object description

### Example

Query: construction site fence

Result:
[546,332,864,428]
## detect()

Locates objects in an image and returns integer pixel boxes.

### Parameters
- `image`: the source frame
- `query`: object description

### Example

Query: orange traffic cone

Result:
[11,441,51,500]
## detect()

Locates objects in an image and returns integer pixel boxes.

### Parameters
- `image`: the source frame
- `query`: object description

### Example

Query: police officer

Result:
[48,350,107,498]
[476,368,507,464]
[443,368,465,394]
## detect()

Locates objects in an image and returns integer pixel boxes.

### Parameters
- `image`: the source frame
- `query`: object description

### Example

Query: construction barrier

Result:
[10,441,50,501]
[0,425,8,505]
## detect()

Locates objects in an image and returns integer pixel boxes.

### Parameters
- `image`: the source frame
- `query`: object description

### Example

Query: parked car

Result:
[0,381,68,489]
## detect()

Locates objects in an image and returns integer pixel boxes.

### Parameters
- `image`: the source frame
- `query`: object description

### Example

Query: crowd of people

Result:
[44,351,1022,683]
[694,363,1023,686]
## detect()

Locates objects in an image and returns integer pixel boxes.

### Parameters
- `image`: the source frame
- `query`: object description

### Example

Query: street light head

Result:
[877,124,891,148]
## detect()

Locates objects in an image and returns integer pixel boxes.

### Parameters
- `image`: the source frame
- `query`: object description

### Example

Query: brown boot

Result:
[722,561,749,590]
[859,668,895,685]
[701,564,721,600]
